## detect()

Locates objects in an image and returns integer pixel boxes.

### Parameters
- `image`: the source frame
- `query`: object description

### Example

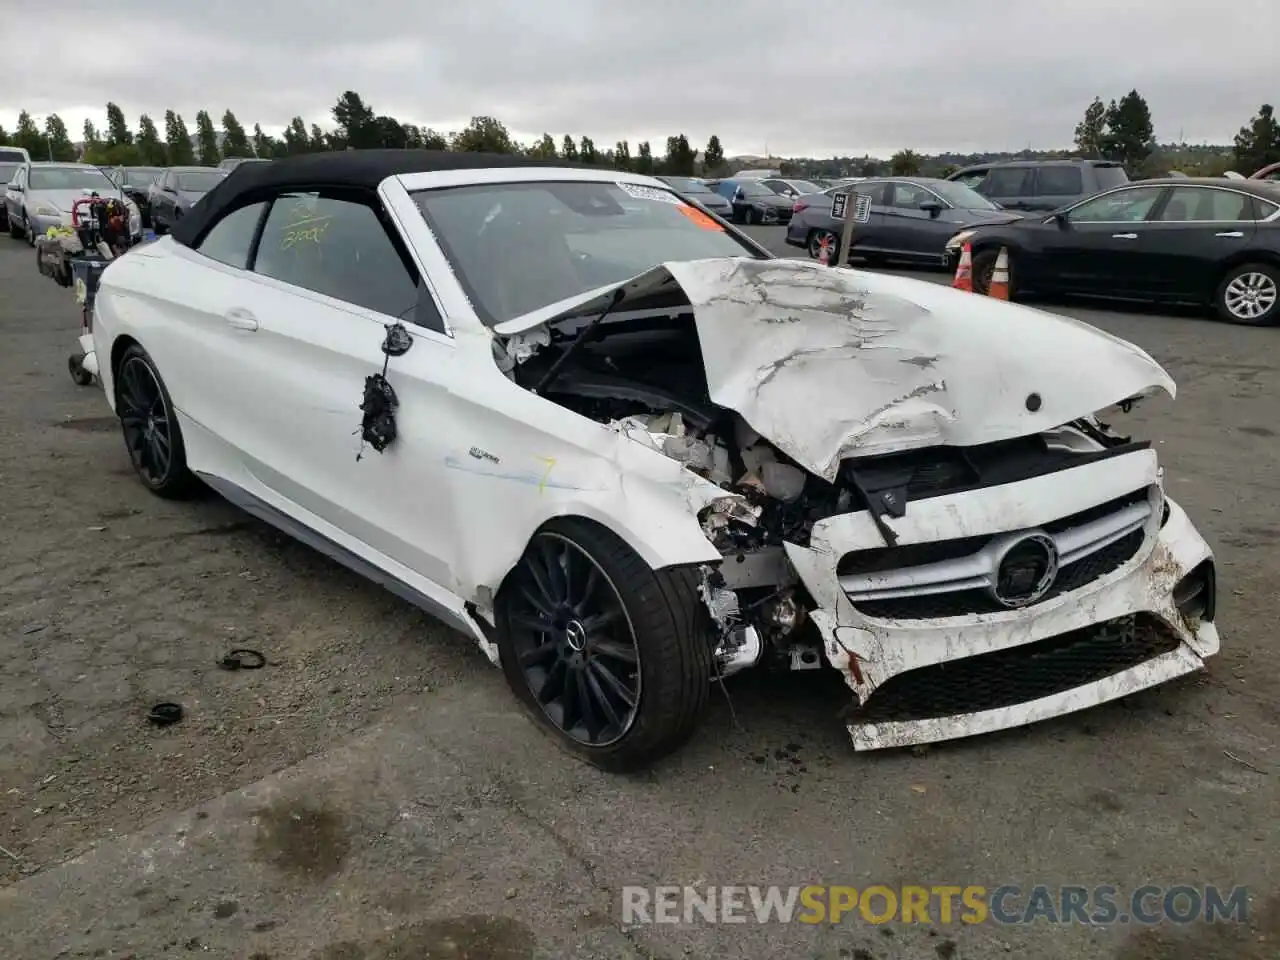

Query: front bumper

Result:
[780,447,1218,750]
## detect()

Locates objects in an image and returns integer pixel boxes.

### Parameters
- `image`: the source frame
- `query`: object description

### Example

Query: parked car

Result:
[947,160,1130,212]
[658,176,733,219]
[0,146,31,164]
[732,168,781,179]
[785,177,1022,264]
[942,177,1280,325]
[148,167,228,234]
[758,177,830,200]
[706,178,795,224]
[108,166,164,226]
[4,161,141,245]
[85,150,1219,769]
[1250,161,1280,181]
[0,160,19,230]
[218,157,271,171]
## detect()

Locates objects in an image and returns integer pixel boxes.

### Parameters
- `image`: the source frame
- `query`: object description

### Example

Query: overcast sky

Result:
[2,1,1276,158]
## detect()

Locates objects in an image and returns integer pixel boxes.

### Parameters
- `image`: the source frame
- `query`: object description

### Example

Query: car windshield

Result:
[125,167,161,185]
[927,181,999,209]
[786,180,827,194]
[664,177,713,194]
[412,180,759,326]
[735,181,774,197]
[1094,165,1130,189]
[28,166,115,191]
[175,171,226,192]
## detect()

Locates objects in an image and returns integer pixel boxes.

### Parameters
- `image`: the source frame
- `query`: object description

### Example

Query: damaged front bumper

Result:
[769,446,1218,750]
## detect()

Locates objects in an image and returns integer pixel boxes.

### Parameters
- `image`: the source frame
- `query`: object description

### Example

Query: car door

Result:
[1043,185,1168,296]
[1030,166,1084,212]
[1133,186,1259,300]
[978,166,1035,211]
[879,182,951,260]
[210,188,463,588]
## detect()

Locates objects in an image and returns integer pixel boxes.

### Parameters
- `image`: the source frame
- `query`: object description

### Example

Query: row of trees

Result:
[1073,91,1279,177]
[0,91,723,178]
[4,89,1276,180]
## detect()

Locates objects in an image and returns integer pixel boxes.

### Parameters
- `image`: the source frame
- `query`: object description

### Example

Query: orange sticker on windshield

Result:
[676,204,725,231]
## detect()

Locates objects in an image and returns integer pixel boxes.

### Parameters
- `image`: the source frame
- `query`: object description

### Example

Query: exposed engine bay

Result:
[500,287,1147,678]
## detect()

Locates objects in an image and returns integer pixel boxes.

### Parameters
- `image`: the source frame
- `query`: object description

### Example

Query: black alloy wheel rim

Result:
[509,533,641,746]
[117,357,173,485]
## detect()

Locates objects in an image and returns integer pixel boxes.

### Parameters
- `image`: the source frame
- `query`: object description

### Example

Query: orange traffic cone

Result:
[988,247,1011,300]
[817,234,833,266]
[952,242,973,292]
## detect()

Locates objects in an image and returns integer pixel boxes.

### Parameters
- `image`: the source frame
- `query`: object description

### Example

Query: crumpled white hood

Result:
[499,257,1175,482]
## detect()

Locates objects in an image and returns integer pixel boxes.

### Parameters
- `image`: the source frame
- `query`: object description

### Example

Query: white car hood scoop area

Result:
[499,256,1175,481]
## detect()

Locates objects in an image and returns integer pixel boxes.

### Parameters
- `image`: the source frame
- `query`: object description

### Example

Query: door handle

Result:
[1111,233,1138,239]
[1214,231,1244,238]
[224,308,259,331]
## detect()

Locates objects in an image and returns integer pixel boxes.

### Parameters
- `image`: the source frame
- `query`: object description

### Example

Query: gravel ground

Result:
[0,230,1277,959]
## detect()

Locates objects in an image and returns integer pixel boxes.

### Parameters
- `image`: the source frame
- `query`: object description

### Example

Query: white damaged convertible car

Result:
[87,151,1220,770]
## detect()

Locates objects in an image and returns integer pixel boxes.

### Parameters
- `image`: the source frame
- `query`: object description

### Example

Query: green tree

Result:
[43,115,76,161]
[1102,90,1155,173]
[703,134,724,172]
[613,140,631,170]
[561,135,579,161]
[1074,97,1108,158]
[0,125,9,146]
[450,116,515,153]
[1233,104,1280,174]
[332,90,377,148]
[662,135,695,175]
[420,128,448,150]
[528,134,558,159]
[889,149,921,175]
[308,123,327,152]
[82,119,101,150]
[221,110,252,157]
[194,110,221,165]
[579,136,599,164]
[14,112,44,157]
[252,124,277,158]
[282,117,310,154]
[105,102,133,146]
[136,115,167,165]
[635,141,654,174]
[371,116,408,148]
[164,110,195,164]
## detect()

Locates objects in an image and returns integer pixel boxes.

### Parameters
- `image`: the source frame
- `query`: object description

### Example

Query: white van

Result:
[0,146,31,164]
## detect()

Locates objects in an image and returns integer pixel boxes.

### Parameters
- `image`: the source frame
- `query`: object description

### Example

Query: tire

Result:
[496,518,712,772]
[971,247,1011,297]
[1214,262,1279,326]
[22,212,34,247]
[152,215,167,235]
[68,354,93,386]
[807,229,838,260]
[6,211,19,239]
[113,344,200,498]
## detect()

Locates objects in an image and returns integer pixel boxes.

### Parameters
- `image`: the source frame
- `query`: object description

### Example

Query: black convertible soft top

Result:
[170,149,586,247]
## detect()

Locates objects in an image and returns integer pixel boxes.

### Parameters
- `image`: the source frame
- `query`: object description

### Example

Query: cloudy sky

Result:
[2,0,1275,158]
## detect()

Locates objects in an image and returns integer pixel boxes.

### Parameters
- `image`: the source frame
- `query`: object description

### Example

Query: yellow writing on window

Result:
[280,215,331,250]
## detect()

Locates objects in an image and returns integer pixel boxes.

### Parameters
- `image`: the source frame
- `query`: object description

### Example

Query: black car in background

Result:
[947,159,1129,213]
[148,167,228,234]
[943,178,1280,325]
[657,176,734,219]
[785,177,1021,264]
[109,167,163,226]
[705,178,795,224]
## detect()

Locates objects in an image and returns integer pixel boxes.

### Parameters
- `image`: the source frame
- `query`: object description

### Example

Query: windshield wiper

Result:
[533,288,627,396]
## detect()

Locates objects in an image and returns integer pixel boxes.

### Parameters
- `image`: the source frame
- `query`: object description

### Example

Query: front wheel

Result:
[970,248,1013,297]
[1215,263,1279,326]
[114,344,200,498]
[497,518,712,772]
[22,212,34,247]
[807,230,838,260]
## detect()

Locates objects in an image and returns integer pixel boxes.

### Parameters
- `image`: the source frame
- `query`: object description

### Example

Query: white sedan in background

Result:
[4,161,141,245]
[85,151,1220,770]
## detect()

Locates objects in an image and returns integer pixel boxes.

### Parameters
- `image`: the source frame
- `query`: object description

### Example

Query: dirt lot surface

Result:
[1,232,1277,959]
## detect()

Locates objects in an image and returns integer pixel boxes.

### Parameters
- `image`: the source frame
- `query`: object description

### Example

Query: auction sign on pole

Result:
[830,191,871,267]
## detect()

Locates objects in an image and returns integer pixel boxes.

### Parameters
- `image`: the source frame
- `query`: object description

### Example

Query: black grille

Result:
[854,614,1182,724]
[854,528,1145,620]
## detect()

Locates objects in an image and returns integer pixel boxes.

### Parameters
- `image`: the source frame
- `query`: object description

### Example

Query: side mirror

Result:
[919,200,943,217]
[163,186,177,195]
[11,183,23,193]
[1053,211,1070,227]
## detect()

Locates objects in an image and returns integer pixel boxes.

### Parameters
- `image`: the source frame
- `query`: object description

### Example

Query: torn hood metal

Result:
[496,257,1175,482]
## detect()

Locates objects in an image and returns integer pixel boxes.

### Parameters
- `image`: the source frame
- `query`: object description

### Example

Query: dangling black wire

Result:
[356,322,413,461]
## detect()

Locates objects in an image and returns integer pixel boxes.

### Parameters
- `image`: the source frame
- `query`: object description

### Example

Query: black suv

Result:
[946,160,1129,212]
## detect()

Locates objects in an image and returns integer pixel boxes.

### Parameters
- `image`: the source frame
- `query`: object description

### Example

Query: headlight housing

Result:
[945,229,977,252]
[35,203,61,217]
